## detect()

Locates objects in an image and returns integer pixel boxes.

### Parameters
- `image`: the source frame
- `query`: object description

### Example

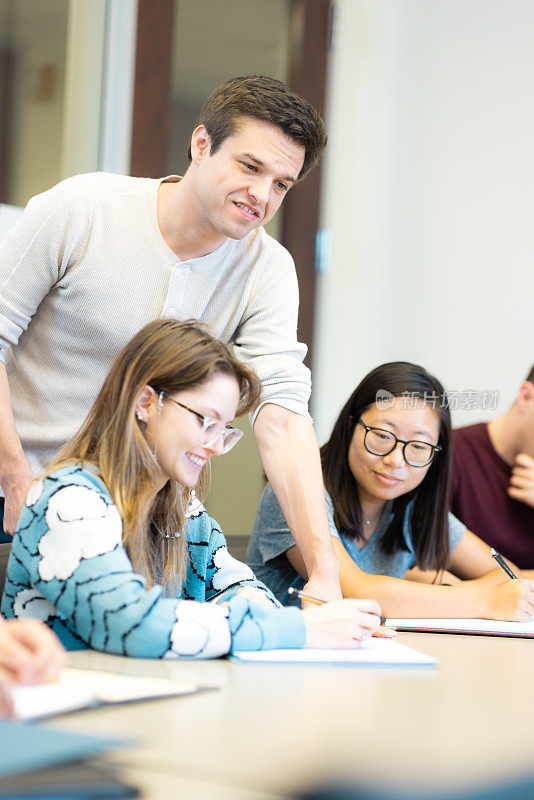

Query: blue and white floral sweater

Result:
[1,466,305,658]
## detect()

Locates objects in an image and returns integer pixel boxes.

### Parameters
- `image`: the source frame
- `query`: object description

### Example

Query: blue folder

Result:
[0,720,123,778]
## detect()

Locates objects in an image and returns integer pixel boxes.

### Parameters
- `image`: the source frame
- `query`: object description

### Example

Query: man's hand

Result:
[0,362,35,536]
[253,404,343,604]
[0,620,66,685]
[508,453,534,509]
[302,568,342,606]
[1,469,34,536]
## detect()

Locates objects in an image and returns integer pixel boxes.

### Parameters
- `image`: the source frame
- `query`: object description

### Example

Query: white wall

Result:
[313,0,534,443]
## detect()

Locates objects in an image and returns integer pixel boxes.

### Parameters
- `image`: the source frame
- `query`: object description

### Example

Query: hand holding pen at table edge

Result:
[485,549,534,622]
[288,587,397,646]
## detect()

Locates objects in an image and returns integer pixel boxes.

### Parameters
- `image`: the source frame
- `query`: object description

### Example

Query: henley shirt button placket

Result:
[162,264,190,320]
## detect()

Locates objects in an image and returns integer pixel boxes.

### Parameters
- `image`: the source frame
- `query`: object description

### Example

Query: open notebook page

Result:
[12,667,201,720]
[232,637,437,666]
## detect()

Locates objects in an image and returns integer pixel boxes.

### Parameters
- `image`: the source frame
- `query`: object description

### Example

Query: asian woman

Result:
[248,361,534,621]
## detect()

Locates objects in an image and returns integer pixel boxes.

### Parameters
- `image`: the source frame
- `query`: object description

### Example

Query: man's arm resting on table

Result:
[0,362,34,535]
[253,403,341,601]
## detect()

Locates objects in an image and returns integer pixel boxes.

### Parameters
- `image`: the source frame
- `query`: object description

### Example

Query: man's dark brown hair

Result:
[187,75,327,179]
[527,364,534,383]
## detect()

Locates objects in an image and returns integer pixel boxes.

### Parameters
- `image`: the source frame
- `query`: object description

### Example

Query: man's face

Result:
[190,116,305,240]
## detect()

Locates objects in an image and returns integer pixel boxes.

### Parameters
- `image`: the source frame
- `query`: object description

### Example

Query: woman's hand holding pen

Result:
[302,599,395,648]
[485,579,534,622]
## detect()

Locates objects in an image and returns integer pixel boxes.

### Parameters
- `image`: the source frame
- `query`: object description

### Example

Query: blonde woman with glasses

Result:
[1,320,385,658]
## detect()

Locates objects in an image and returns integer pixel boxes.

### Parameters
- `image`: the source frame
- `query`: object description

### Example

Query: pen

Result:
[287,587,387,625]
[490,548,518,580]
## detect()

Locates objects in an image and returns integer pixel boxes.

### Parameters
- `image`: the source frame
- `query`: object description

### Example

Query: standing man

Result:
[0,75,341,601]
[451,365,534,567]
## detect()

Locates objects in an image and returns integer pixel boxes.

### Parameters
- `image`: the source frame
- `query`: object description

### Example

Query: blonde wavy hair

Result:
[47,319,261,592]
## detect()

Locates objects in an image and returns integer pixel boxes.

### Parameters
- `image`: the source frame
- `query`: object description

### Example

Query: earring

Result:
[152,391,164,463]
[136,411,143,421]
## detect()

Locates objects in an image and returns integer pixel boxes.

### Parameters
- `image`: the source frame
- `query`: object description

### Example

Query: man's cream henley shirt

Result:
[0,172,310,475]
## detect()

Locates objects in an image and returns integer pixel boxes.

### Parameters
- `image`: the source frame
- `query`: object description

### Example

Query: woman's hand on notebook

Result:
[303,599,383,648]
[486,578,534,622]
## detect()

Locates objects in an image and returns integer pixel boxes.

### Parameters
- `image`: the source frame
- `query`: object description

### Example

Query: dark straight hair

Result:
[320,362,453,571]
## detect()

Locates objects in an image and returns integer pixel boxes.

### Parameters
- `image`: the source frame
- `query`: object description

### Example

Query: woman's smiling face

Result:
[143,372,240,491]
[347,396,441,507]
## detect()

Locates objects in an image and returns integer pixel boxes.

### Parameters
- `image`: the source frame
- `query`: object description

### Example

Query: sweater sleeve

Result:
[10,477,231,659]
[197,507,306,651]
[191,505,279,606]
[0,176,94,360]
[7,472,305,657]
[231,237,311,422]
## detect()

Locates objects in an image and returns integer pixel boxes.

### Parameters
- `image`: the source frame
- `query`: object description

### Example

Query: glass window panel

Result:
[0,0,68,206]
[0,0,115,210]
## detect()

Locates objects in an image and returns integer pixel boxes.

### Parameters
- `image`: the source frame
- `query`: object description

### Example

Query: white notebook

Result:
[12,668,202,720]
[232,637,437,666]
[385,617,534,638]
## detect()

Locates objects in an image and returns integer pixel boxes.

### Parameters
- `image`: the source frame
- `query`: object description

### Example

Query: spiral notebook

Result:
[385,617,534,638]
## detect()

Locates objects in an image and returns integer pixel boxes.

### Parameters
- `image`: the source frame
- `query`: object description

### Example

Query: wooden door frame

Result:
[282,0,330,370]
[0,48,15,203]
[130,0,175,180]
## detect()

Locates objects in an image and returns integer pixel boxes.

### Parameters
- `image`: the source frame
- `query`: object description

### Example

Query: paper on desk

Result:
[232,637,437,666]
[12,667,201,720]
[385,616,534,637]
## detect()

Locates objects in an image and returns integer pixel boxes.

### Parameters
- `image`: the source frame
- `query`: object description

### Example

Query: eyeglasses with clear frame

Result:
[358,418,441,467]
[159,391,243,454]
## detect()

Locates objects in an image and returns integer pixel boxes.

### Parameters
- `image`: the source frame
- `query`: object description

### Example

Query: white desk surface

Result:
[42,632,534,799]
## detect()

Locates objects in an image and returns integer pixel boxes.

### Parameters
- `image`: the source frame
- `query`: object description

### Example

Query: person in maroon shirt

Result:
[451,365,534,568]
